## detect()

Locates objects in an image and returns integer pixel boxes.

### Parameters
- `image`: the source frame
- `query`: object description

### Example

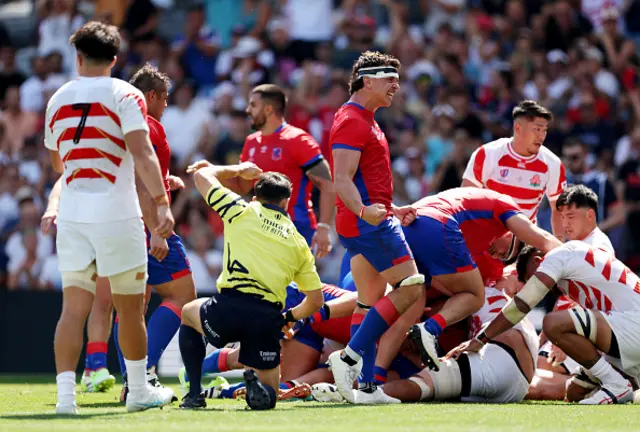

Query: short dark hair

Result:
[252,84,287,116]
[516,245,540,283]
[129,63,171,94]
[349,51,401,95]
[69,21,120,63]
[512,100,553,122]
[255,172,292,204]
[555,184,599,213]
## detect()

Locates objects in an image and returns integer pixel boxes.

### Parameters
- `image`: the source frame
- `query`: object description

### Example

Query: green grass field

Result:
[1,376,639,432]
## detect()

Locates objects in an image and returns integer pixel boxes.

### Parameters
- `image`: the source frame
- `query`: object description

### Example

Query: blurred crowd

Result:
[1,0,640,293]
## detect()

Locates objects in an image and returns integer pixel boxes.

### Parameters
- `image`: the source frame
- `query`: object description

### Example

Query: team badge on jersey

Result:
[529,174,541,187]
[261,145,267,153]
[500,168,509,179]
[272,147,283,161]
[249,147,256,158]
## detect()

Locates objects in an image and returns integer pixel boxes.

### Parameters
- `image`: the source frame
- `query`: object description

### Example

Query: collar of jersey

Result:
[507,140,538,162]
[345,102,373,116]
[262,203,289,217]
[274,122,287,134]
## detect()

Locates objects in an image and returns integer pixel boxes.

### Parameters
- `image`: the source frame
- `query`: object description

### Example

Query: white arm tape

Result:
[504,275,549,324]
[399,274,425,287]
[408,376,433,401]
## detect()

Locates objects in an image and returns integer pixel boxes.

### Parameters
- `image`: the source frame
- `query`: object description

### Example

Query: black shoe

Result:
[243,369,275,410]
[179,393,207,409]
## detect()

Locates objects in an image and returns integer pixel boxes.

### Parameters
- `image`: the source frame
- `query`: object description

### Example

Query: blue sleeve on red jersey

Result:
[331,118,369,152]
[292,133,324,169]
[494,195,522,226]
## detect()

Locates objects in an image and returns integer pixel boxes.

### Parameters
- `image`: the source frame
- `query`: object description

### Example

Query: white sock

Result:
[56,371,76,406]
[344,346,362,362]
[125,357,149,397]
[589,357,627,387]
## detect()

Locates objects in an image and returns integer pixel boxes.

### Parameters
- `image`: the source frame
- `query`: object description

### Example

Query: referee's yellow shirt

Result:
[205,184,322,307]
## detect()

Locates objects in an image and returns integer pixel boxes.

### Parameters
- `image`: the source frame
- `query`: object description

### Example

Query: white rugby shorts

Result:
[56,217,147,277]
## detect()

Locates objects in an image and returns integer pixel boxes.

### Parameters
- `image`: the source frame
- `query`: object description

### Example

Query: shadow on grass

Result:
[0,412,125,420]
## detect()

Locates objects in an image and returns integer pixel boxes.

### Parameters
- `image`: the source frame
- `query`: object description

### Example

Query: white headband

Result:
[357,66,399,79]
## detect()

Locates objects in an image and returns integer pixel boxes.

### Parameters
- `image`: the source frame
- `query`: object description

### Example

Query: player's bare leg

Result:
[328,257,422,404]
[55,283,95,414]
[383,371,435,402]
[410,268,484,371]
[543,309,633,404]
[281,339,322,381]
[82,277,115,393]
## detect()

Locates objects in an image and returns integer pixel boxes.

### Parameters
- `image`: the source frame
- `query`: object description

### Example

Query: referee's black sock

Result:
[179,324,206,397]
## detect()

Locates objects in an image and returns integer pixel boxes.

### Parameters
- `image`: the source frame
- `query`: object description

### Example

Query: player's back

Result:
[216,197,319,307]
[463,137,566,221]
[543,241,640,313]
[147,115,171,196]
[329,102,393,236]
[414,187,520,255]
[45,76,149,224]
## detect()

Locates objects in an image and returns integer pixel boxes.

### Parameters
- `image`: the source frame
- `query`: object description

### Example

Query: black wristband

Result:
[284,309,296,323]
[476,330,491,345]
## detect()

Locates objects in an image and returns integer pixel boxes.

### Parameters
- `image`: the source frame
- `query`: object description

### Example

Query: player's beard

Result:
[251,113,267,131]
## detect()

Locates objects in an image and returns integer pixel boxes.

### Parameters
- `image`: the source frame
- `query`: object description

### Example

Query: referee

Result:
[178,160,324,410]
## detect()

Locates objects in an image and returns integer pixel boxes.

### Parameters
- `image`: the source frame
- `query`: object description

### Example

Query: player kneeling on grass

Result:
[179,161,324,410]
[447,243,640,405]
[384,285,538,403]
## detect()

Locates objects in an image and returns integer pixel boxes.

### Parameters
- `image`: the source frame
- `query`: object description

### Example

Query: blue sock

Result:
[179,324,206,397]
[220,382,245,399]
[113,317,127,377]
[348,313,376,385]
[85,342,108,371]
[423,314,446,338]
[373,365,387,385]
[202,348,232,375]
[348,297,400,358]
[147,302,182,371]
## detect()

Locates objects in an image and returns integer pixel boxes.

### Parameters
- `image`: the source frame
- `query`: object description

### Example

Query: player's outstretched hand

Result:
[311,226,332,259]
[445,338,483,360]
[40,209,58,235]
[155,205,175,239]
[238,162,263,180]
[186,160,213,174]
[167,175,185,190]
[361,203,388,226]
[150,233,169,262]
[392,205,417,226]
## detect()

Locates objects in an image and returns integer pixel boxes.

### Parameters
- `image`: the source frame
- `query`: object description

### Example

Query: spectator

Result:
[171,4,219,92]
[37,0,85,74]
[617,129,640,266]
[431,128,475,193]
[7,229,44,290]
[543,0,593,52]
[210,109,249,165]
[423,104,456,176]
[0,48,26,103]
[449,87,485,146]
[19,56,50,114]
[283,0,334,64]
[185,226,221,293]
[122,0,158,43]
[0,87,39,161]
[562,139,625,250]
[568,93,617,166]
[161,80,214,166]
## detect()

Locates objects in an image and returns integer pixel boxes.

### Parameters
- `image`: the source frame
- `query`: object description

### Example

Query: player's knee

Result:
[108,264,147,295]
[542,312,568,340]
[181,300,201,325]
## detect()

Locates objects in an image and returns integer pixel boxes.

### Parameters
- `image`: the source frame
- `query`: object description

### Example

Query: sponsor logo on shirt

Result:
[500,168,509,179]
[260,145,267,153]
[272,147,282,161]
[249,147,256,158]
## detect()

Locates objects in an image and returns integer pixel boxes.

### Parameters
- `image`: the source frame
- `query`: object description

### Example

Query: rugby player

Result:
[326,50,425,404]
[403,187,561,370]
[450,241,640,405]
[462,100,566,285]
[46,22,174,414]
[238,84,335,258]
[179,162,324,410]
[526,185,615,401]
[384,287,539,403]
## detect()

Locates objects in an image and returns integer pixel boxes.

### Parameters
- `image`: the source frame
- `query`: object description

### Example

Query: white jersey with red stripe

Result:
[554,228,614,311]
[540,241,640,314]
[469,287,539,360]
[44,76,149,224]
[463,138,566,221]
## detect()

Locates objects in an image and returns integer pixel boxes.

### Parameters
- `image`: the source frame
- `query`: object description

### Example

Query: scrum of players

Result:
[46,21,640,413]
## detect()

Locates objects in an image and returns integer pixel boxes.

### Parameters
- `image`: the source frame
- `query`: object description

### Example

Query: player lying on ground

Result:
[526,185,616,401]
[450,241,640,405]
[384,285,538,403]
[179,162,324,410]
[399,187,561,371]
[46,21,175,414]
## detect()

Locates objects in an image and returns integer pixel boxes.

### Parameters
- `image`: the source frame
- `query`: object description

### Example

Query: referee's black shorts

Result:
[199,289,284,370]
